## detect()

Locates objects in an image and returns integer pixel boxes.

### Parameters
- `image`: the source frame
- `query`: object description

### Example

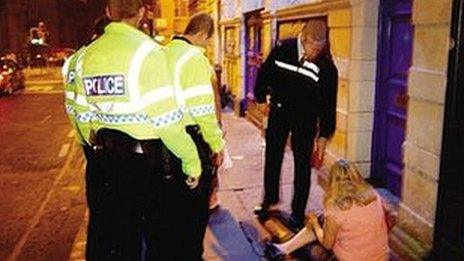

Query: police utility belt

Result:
[92,128,179,181]
[92,128,160,155]
[91,125,204,155]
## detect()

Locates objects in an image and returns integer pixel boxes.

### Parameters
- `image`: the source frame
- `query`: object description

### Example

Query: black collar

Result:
[172,35,192,44]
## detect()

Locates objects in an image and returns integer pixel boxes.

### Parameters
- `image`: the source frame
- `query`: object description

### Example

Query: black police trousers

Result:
[83,128,212,260]
[161,125,214,260]
[262,103,317,223]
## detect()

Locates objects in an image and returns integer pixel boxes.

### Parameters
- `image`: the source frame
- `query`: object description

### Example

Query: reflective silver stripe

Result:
[174,48,201,108]
[143,86,175,105]
[75,111,94,123]
[75,51,85,79]
[275,60,319,82]
[275,60,298,72]
[91,40,162,114]
[184,84,214,100]
[92,86,175,114]
[303,61,320,74]
[151,108,183,128]
[75,94,88,107]
[62,54,73,79]
[65,91,89,107]
[189,104,215,117]
[94,112,149,124]
[75,111,151,124]
[297,67,319,82]
[65,104,75,115]
[65,91,75,101]
[128,40,158,103]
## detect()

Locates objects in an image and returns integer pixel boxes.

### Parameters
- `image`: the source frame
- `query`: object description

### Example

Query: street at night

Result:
[0,69,328,260]
[1,0,464,260]
[0,69,293,260]
[0,70,87,260]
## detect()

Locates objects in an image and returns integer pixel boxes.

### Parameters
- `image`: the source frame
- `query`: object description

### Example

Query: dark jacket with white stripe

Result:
[254,38,338,139]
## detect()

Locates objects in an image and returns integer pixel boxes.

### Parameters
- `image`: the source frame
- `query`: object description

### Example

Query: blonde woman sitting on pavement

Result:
[269,160,392,260]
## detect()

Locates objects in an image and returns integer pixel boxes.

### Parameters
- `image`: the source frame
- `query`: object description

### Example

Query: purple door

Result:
[245,14,263,107]
[372,0,413,197]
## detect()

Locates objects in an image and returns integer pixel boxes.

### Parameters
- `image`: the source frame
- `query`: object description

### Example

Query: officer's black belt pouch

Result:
[94,128,161,157]
[186,125,214,170]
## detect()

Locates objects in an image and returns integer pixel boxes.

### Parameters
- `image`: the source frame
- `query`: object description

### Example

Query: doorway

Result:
[372,0,413,197]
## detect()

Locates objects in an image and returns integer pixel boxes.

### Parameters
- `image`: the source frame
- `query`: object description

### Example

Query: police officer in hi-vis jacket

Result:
[64,0,203,259]
[164,13,225,260]
[62,15,113,260]
[254,20,338,228]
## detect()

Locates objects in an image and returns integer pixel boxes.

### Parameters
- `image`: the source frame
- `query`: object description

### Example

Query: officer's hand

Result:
[185,176,199,189]
[212,149,225,167]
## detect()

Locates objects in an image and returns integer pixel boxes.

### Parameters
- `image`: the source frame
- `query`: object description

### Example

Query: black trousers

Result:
[84,129,168,260]
[159,125,213,260]
[84,128,212,261]
[263,104,316,222]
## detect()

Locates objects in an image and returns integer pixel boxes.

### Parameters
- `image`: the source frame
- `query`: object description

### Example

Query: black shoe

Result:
[288,214,305,232]
[264,241,286,260]
[254,205,270,222]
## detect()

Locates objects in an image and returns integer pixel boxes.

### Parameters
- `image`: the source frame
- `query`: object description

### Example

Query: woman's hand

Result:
[307,212,324,243]
[307,212,319,226]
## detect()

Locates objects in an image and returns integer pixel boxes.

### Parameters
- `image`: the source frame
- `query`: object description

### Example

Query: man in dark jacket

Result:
[254,20,338,228]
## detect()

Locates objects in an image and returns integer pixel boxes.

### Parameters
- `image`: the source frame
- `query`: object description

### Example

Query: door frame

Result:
[370,0,412,192]
[431,0,464,258]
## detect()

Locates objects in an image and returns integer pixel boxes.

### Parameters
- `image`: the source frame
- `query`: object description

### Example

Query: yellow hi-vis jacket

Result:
[68,22,202,178]
[62,47,90,145]
[165,37,225,153]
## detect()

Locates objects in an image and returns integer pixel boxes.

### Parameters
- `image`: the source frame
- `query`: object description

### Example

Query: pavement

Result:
[0,68,87,260]
[17,68,397,261]
[68,112,327,260]
[202,112,327,260]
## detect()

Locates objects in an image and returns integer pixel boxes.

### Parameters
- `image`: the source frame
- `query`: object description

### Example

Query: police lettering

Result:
[83,75,125,96]
[67,70,76,84]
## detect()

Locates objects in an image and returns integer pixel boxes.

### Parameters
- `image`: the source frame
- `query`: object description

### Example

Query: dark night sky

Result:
[0,0,107,53]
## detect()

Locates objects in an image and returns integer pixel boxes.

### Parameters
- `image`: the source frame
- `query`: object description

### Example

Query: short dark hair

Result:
[94,16,112,37]
[107,0,154,20]
[184,13,214,38]
[107,0,141,20]
[302,19,327,43]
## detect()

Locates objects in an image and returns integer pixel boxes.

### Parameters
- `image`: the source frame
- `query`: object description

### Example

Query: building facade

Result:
[155,0,188,39]
[157,0,220,62]
[216,0,455,258]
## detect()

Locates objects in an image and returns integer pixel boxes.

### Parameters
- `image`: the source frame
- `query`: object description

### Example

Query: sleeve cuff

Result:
[183,163,202,178]
[210,138,225,154]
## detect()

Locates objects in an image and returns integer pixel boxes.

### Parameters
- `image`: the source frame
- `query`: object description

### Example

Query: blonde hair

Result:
[324,160,377,211]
